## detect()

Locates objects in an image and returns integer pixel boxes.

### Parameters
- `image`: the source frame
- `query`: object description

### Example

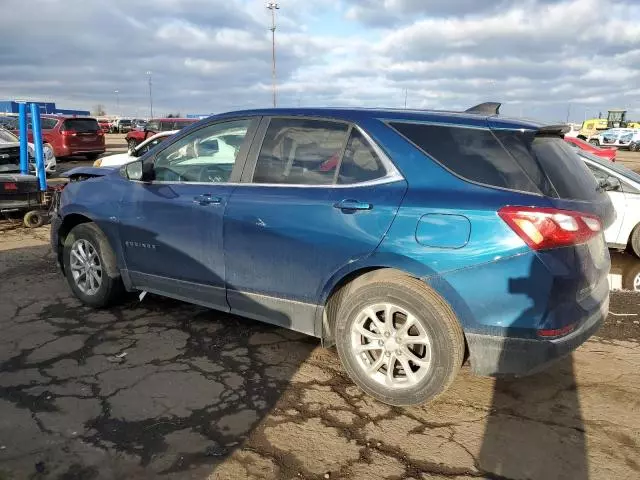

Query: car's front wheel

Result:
[63,223,124,308]
[334,270,464,406]
[127,139,137,151]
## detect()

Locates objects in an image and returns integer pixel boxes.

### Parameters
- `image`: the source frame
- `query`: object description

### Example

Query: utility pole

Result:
[267,2,279,107]
[146,71,154,119]
[404,89,408,109]
[566,103,571,124]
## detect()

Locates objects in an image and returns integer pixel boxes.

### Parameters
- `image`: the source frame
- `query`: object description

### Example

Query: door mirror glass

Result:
[125,160,143,180]
[605,176,621,191]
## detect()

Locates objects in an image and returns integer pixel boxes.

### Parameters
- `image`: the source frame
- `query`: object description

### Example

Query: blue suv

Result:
[51,104,613,406]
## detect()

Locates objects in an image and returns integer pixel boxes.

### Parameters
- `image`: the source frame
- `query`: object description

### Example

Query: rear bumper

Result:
[466,292,608,376]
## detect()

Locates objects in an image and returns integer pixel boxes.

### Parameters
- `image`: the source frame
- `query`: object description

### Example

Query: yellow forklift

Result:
[577,109,640,140]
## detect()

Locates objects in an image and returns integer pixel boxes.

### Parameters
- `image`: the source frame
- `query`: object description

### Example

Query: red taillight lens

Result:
[498,206,601,250]
[3,182,18,191]
[96,130,104,136]
[538,322,577,338]
[61,130,77,137]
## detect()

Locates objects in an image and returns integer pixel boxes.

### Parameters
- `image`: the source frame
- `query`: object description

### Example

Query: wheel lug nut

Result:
[384,332,390,338]
[378,340,384,346]
[385,351,391,357]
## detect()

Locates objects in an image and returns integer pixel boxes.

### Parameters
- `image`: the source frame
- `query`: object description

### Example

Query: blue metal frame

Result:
[29,103,47,191]
[18,103,28,175]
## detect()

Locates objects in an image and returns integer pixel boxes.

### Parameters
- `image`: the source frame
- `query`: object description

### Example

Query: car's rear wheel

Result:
[334,270,464,406]
[589,139,600,146]
[63,223,124,308]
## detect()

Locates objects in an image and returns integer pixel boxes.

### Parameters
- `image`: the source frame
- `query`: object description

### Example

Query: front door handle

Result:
[334,199,372,211]
[193,194,222,206]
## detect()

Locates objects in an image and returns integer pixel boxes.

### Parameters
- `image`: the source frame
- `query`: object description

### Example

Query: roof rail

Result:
[465,102,501,115]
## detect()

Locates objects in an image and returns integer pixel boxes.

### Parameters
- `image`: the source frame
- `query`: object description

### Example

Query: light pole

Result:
[114,89,119,115]
[146,71,154,119]
[267,2,279,107]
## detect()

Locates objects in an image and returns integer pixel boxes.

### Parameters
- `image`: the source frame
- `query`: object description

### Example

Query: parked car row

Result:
[53,104,615,406]
[1,114,105,160]
[0,127,57,175]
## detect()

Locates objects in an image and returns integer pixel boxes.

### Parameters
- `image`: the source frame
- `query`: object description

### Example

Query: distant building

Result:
[0,100,89,116]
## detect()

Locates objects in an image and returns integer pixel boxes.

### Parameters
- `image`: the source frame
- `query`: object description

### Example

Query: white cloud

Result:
[0,0,637,122]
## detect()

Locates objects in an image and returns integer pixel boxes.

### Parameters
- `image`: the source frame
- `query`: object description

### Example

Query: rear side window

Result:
[253,118,349,185]
[62,118,99,133]
[337,129,386,184]
[498,131,599,201]
[146,120,160,131]
[390,122,541,194]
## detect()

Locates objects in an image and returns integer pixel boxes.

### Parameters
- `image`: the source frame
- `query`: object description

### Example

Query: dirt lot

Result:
[0,226,639,480]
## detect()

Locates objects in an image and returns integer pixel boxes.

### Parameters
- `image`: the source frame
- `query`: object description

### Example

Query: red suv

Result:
[12,115,105,160]
[125,118,196,149]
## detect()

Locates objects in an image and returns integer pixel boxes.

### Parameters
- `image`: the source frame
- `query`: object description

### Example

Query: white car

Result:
[589,128,638,148]
[579,150,640,257]
[94,130,178,168]
[0,127,56,175]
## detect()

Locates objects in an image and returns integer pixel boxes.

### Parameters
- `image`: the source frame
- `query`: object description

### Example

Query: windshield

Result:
[0,128,19,143]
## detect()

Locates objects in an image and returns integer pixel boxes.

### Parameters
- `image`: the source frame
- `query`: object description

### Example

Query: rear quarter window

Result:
[390,122,542,194]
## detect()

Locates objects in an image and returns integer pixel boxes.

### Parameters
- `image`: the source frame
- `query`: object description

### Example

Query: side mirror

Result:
[605,176,621,191]
[125,160,143,181]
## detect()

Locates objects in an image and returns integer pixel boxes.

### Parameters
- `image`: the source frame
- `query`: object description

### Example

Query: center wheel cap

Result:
[384,337,400,352]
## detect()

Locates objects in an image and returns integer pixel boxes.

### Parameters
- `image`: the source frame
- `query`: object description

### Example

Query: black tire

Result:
[334,270,464,406]
[629,225,640,259]
[589,139,600,146]
[23,210,45,228]
[63,223,124,308]
[127,139,138,151]
[85,153,100,161]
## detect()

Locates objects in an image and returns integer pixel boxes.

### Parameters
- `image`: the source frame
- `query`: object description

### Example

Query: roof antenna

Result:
[465,102,501,115]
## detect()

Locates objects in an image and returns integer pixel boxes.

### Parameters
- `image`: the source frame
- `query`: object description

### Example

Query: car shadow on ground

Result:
[0,242,316,478]
[478,255,590,479]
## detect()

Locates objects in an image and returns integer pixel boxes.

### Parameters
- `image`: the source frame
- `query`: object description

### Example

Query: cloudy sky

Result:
[1,0,639,122]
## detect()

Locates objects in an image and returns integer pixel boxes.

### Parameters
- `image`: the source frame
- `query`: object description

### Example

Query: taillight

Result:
[62,130,77,137]
[96,130,104,136]
[538,322,577,338]
[498,206,601,250]
[3,182,18,191]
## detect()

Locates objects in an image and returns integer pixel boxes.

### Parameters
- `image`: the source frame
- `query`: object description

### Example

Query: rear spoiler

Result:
[465,102,501,115]
[536,124,570,135]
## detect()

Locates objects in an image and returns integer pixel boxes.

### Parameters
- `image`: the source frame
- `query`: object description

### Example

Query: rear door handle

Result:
[334,199,372,211]
[193,194,222,206]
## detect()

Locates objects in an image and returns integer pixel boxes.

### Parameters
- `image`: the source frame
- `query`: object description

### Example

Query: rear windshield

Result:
[497,131,599,201]
[119,119,132,125]
[391,122,600,200]
[62,118,100,133]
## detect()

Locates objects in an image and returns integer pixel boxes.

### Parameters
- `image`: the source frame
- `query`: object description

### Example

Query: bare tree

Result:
[92,104,106,116]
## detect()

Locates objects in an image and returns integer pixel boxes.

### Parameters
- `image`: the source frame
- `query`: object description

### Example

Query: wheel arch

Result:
[56,213,94,273]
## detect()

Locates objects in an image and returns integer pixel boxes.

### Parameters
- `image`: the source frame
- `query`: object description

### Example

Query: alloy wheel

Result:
[350,302,432,390]
[69,239,102,296]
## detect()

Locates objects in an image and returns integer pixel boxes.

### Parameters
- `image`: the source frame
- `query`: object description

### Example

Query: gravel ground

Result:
[0,227,639,480]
